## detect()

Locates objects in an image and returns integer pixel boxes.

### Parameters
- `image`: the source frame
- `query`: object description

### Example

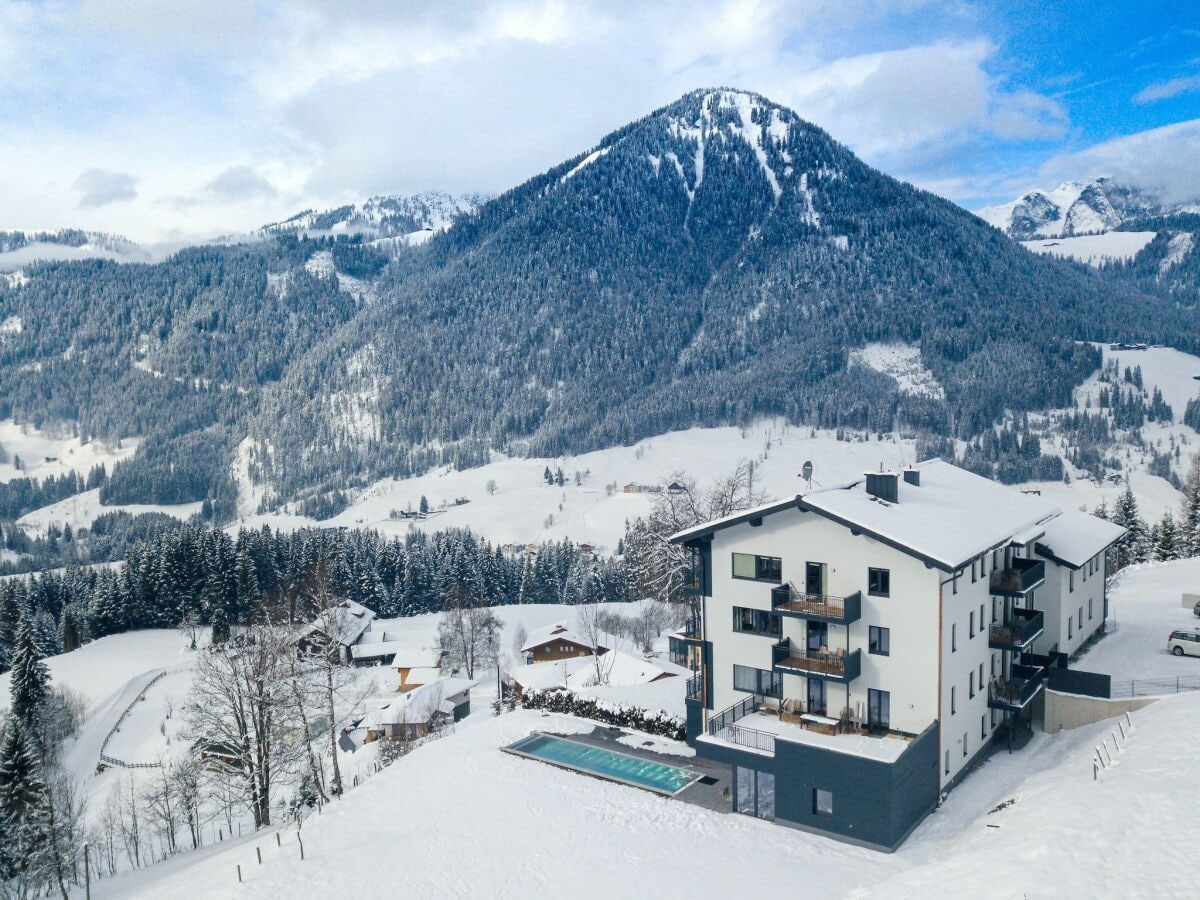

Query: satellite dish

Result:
[801,460,813,486]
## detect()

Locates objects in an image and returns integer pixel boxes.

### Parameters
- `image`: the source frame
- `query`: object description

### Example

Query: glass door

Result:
[805,561,825,596]
[807,678,826,716]
[868,688,890,731]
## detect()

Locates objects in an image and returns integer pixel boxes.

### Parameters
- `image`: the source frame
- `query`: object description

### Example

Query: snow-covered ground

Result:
[94,692,1200,899]
[1021,231,1157,265]
[239,422,919,550]
[16,487,203,533]
[1078,558,1200,680]
[849,342,944,398]
[0,418,138,484]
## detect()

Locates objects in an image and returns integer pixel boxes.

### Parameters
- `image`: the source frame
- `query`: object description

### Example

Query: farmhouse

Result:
[295,598,376,662]
[521,621,610,664]
[362,677,475,743]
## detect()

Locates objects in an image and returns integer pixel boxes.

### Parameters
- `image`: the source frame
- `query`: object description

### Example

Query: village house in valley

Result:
[672,459,1124,851]
[521,621,610,664]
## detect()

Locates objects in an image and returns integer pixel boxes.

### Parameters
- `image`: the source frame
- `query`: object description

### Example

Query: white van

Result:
[1168,630,1200,657]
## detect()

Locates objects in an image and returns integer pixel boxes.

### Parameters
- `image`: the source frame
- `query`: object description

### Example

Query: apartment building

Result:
[670,459,1124,851]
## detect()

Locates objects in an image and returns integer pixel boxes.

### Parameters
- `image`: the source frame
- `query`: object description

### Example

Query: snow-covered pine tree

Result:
[8,608,48,741]
[1180,455,1200,558]
[1152,512,1181,562]
[1111,485,1150,570]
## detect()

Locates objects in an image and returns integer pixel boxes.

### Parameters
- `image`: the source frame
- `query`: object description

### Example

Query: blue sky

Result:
[0,1,1197,241]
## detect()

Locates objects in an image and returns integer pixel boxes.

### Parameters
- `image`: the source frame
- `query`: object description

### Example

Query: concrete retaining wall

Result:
[1043,690,1157,734]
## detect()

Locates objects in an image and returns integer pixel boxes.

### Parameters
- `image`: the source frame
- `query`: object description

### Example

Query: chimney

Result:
[864,471,899,503]
[903,468,920,487]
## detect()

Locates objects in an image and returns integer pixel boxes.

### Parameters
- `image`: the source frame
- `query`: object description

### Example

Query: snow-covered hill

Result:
[260,191,486,241]
[0,229,178,272]
[975,177,1172,240]
[1021,231,1159,266]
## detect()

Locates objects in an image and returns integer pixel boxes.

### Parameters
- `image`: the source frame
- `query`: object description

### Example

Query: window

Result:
[868,626,890,656]
[945,750,950,775]
[868,689,890,729]
[969,610,975,638]
[970,559,977,583]
[969,671,975,699]
[1078,607,1083,630]
[951,686,956,715]
[733,665,778,697]
[1068,617,1074,639]
[1089,598,1094,621]
[733,607,781,637]
[732,553,782,583]
[1069,570,1074,593]
[962,731,968,758]
[813,788,834,818]
[952,573,958,595]
[952,623,957,652]
[978,663,984,691]
[980,604,985,631]
[981,715,987,739]
[868,567,890,597]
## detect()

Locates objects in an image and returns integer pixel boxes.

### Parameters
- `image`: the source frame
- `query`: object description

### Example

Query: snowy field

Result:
[241,422,918,550]
[1078,558,1200,680]
[1021,231,1157,265]
[16,487,203,533]
[0,419,138,484]
[94,694,1200,899]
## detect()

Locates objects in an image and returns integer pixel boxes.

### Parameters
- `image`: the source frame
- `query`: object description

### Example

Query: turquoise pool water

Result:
[505,733,698,795]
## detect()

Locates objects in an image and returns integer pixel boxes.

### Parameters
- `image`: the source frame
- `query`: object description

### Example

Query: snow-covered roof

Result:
[1036,508,1126,569]
[363,676,475,729]
[388,638,445,670]
[509,651,686,691]
[300,598,376,645]
[669,495,800,543]
[799,461,1060,570]
[520,621,610,653]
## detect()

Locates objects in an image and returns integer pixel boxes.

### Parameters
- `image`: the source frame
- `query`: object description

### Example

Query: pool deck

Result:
[548,726,734,814]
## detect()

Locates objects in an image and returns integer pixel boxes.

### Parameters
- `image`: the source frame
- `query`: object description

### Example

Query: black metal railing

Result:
[989,607,1045,649]
[772,639,862,682]
[990,558,1045,596]
[989,663,1044,709]
[686,671,703,701]
[707,696,775,754]
[771,585,862,623]
[681,609,702,640]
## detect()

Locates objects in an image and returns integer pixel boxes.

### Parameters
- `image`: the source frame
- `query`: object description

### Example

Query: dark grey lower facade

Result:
[691,722,940,852]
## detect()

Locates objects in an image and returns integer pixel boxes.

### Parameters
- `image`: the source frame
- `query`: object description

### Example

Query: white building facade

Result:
[673,460,1124,850]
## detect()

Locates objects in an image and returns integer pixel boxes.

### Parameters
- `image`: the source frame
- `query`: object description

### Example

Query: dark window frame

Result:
[868,567,890,597]
[732,553,783,584]
[868,625,890,656]
[732,606,782,637]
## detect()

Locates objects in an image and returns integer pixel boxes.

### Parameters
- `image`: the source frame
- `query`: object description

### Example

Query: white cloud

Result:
[204,166,278,201]
[74,169,138,207]
[1037,118,1200,205]
[1133,73,1200,104]
[0,0,1071,240]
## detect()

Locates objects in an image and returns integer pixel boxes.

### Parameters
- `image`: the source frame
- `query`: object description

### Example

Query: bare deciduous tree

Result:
[575,604,617,686]
[437,604,501,679]
[184,624,304,829]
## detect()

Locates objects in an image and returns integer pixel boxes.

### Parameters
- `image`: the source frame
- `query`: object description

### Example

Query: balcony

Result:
[678,608,703,642]
[989,558,1045,597]
[988,663,1045,711]
[988,607,1045,651]
[707,696,776,755]
[772,639,862,684]
[771,585,862,625]
[685,670,703,702]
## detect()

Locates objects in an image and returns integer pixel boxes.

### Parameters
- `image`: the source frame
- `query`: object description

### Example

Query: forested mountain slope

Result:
[1,88,1196,515]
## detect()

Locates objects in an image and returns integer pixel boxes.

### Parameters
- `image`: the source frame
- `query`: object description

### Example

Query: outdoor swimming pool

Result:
[504,733,699,795]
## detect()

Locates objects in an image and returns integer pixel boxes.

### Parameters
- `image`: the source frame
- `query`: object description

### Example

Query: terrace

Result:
[772,639,862,684]
[771,585,862,625]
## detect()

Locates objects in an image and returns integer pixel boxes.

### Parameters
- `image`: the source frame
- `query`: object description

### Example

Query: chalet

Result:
[509,650,684,692]
[295,598,376,663]
[623,482,642,493]
[349,630,411,667]
[521,621,610,664]
[362,677,474,742]
[390,641,448,691]
[666,481,688,494]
